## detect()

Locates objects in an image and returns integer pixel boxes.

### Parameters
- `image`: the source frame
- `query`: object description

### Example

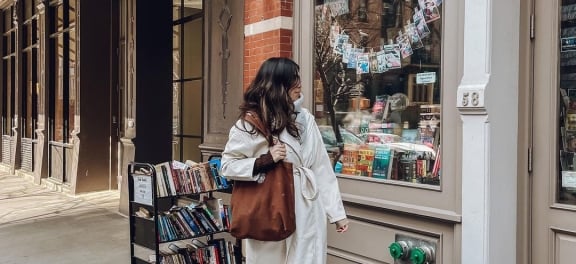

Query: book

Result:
[188,206,215,233]
[167,213,187,240]
[185,207,207,235]
[209,238,228,264]
[390,153,399,180]
[185,166,201,193]
[153,163,168,197]
[190,165,209,192]
[200,162,218,191]
[432,144,441,177]
[341,144,359,175]
[208,158,228,189]
[356,145,375,176]
[171,208,196,237]
[372,146,392,179]
[157,162,176,196]
[157,215,167,241]
[227,240,236,264]
[222,204,231,230]
[205,198,225,231]
[169,161,183,193]
[179,206,202,235]
[198,203,222,231]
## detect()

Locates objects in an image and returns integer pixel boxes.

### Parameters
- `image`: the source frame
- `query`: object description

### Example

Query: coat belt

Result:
[294,167,318,201]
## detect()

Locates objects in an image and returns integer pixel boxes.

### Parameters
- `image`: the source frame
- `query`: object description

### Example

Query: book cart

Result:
[128,158,242,264]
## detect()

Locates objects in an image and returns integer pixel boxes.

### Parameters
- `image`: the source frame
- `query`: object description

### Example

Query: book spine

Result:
[154,165,167,197]
[174,210,195,237]
[190,208,214,233]
[180,207,201,235]
[186,207,207,235]
[198,205,220,232]
[169,161,182,194]
[205,199,225,231]
[160,165,174,196]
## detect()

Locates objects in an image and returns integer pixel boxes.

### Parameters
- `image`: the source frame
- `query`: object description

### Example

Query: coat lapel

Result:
[279,129,303,163]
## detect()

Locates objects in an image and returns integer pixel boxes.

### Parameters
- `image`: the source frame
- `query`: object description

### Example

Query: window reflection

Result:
[314,0,443,186]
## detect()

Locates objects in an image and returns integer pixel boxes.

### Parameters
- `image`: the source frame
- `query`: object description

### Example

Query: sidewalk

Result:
[0,173,130,264]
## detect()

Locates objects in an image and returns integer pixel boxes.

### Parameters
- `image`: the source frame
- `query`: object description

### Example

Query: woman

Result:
[221,57,349,264]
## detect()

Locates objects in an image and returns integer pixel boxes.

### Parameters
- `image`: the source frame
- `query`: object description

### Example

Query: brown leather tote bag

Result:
[229,113,296,241]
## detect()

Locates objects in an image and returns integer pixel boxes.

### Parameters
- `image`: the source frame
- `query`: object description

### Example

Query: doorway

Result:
[531,0,576,263]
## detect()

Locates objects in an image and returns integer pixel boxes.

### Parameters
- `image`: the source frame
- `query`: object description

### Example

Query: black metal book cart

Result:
[128,157,242,264]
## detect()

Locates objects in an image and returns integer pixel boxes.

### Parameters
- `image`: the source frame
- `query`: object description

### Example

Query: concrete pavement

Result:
[0,173,130,264]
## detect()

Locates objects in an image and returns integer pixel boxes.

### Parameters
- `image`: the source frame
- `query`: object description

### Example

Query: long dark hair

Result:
[238,57,300,141]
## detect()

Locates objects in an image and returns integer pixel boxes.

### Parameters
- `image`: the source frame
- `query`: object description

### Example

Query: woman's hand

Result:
[269,140,286,163]
[335,219,349,233]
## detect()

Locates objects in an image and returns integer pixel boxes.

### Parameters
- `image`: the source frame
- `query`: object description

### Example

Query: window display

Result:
[558,0,576,205]
[313,0,443,186]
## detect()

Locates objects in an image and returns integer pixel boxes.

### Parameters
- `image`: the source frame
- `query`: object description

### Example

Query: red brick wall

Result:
[244,0,293,24]
[243,0,293,90]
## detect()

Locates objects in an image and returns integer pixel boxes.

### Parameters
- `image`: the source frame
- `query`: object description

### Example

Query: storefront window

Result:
[22,0,39,139]
[558,0,576,205]
[313,0,443,186]
[1,7,15,137]
[49,0,76,143]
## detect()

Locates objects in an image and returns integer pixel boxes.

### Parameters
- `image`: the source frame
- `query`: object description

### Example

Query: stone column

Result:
[34,0,48,185]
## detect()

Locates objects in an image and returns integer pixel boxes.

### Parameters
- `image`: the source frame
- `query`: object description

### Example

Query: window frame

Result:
[21,0,39,140]
[295,0,462,220]
[1,6,16,137]
[172,0,204,162]
[47,0,75,144]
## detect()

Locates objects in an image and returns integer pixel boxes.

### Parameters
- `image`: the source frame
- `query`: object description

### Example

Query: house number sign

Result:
[457,88,485,109]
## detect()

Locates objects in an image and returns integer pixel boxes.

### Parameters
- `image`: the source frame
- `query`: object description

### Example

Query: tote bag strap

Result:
[244,112,273,146]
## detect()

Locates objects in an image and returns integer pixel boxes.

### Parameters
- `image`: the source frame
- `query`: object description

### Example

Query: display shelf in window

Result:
[128,160,241,264]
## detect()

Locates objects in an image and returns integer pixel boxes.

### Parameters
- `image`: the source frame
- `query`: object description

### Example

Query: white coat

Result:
[221,107,347,264]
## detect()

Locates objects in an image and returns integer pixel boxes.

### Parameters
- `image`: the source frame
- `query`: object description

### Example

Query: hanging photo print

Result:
[376,50,388,73]
[405,23,424,50]
[333,34,349,55]
[348,48,361,69]
[356,53,370,74]
[369,51,379,73]
[413,8,431,39]
[420,0,441,23]
[342,43,353,63]
[396,30,413,59]
[325,0,350,17]
[329,24,341,48]
[383,44,402,69]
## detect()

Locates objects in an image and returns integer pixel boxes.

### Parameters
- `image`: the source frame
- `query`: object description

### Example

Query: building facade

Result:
[1,0,575,263]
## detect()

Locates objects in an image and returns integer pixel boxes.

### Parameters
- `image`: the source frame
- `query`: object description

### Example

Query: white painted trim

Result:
[458,0,520,263]
[244,16,293,37]
[292,0,314,111]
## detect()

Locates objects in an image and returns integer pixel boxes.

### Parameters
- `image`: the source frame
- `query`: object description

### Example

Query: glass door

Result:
[172,0,203,162]
[532,0,576,262]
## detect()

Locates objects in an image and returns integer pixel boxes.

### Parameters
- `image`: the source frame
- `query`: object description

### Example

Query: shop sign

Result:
[416,72,436,84]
